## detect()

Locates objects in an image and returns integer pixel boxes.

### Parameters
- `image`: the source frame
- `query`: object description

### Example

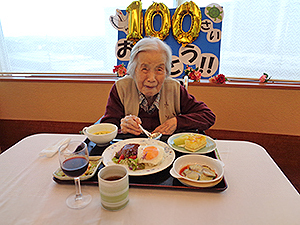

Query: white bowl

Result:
[170,154,224,188]
[83,123,118,146]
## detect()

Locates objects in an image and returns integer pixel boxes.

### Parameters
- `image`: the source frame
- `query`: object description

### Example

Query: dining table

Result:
[0,133,299,225]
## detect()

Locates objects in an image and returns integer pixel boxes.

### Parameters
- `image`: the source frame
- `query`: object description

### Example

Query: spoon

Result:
[138,124,162,139]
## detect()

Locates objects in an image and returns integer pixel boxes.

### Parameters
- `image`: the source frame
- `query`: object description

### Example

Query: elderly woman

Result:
[101,37,215,136]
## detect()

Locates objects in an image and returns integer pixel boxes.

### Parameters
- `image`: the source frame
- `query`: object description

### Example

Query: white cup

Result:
[98,165,129,211]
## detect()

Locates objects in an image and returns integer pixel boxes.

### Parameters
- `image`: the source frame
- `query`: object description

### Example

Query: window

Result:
[0,0,299,81]
[219,0,300,81]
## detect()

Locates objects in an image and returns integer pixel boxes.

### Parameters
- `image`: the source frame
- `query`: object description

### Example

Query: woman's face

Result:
[134,50,167,99]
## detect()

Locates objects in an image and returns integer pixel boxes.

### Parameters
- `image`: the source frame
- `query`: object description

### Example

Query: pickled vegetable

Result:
[173,134,190,146]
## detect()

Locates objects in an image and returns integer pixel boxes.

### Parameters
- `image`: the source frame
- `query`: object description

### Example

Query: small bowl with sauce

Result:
[82,123,118,146]
[170,154,224,188]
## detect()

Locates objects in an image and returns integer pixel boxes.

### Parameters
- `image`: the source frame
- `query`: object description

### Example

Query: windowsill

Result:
[188,77,300,90]
[0,72,118,83]
[1,73,300,90]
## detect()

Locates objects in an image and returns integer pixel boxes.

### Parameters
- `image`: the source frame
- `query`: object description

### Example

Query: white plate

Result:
[102,138,175,176]
[167,133,216,154]
[53,156,102,181]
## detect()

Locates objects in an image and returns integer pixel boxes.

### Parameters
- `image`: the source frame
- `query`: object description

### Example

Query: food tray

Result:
[53,134,228,192]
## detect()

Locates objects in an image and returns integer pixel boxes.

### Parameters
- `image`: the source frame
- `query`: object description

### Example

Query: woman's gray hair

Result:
[127,37,172,77]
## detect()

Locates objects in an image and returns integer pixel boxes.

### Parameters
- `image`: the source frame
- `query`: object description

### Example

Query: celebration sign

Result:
[111,1,223,79]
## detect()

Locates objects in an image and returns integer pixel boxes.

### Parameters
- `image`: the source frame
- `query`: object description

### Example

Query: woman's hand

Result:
[152,117,177,135]
[120,115,142,135]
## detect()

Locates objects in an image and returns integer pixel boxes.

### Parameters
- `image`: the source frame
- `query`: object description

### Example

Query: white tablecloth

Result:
[0,133,299,225]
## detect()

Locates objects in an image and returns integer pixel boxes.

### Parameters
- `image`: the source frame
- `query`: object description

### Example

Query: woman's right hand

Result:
[120,114,142,135]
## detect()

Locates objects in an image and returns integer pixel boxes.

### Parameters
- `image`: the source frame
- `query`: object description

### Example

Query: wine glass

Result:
[58,141,92,209]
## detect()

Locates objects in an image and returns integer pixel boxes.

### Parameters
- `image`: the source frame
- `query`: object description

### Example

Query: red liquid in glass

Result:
[62,156,89,177]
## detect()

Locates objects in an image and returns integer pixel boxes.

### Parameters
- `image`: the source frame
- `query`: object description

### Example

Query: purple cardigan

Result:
[101,84,216,133]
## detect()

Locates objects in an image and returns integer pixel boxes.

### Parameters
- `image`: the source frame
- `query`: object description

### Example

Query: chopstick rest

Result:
[39,138,71,158]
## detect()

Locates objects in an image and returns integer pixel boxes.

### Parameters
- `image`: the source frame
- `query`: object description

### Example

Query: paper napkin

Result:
[39,138,71,157]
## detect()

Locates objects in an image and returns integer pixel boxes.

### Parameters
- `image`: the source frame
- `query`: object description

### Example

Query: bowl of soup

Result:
[170,154,224,187]
[82,123,118,146]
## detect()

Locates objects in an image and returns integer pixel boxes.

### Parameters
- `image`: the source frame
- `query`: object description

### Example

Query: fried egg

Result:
[137,145,165,166]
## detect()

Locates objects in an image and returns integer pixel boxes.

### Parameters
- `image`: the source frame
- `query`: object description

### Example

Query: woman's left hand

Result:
[152,117,177,135]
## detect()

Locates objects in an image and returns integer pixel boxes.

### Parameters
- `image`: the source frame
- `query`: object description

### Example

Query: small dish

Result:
[170,154,224,188]
[167,133,216,154]
[53,156,102,180]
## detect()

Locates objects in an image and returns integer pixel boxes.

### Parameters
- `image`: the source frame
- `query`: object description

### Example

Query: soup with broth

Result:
[93,131,111,135]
